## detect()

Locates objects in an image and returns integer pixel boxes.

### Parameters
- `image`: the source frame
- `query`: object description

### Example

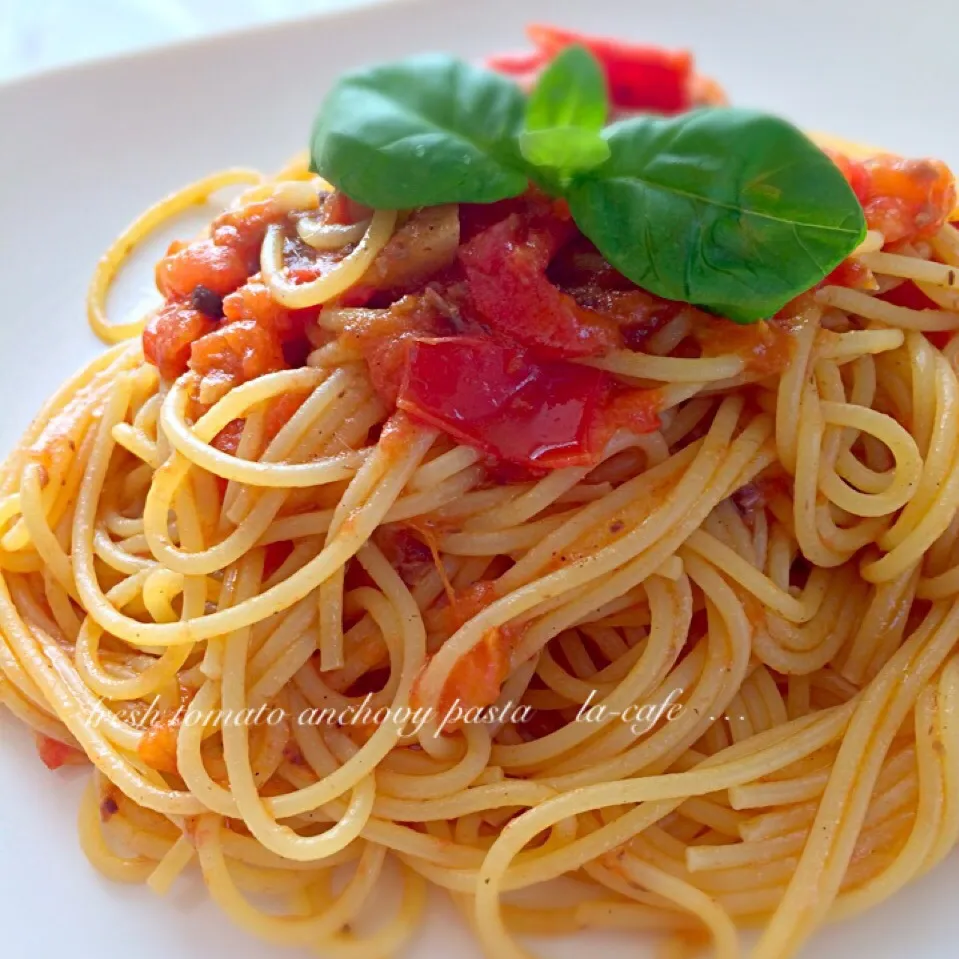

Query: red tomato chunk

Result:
[156,239,250,300]
[827,150,956,244]
[460,214,620,359]
[36,734,86,770]
[397,337,658,469]
[189,320,285,384]
[143,305,217,380]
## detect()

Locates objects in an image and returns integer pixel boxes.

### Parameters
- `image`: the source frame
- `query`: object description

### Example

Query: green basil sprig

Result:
[310,49,866,322]
[519,44,610,175]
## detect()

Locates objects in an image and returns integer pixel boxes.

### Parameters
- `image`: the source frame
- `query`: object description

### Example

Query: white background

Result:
[0,0,370,80]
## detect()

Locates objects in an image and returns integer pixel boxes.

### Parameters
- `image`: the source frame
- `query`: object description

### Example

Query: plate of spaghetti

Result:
[1,2,958,958]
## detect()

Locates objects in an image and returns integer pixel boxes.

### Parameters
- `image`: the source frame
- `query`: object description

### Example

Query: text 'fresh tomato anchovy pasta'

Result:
[2,22,959,959]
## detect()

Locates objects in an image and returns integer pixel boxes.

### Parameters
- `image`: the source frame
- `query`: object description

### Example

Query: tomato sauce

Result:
[694,315,794,377]
[137,718,181,774]
[413,578,526,723]
[433,626,515,720]
[432,581,499,635]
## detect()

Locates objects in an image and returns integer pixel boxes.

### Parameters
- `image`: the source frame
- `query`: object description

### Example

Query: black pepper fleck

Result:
[190,284,224,319]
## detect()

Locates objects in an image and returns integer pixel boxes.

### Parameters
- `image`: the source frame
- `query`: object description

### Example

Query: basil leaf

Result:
[567,108,867,323]
[519,126,611,173]
[525,44,608,134]
[310,54,529,208]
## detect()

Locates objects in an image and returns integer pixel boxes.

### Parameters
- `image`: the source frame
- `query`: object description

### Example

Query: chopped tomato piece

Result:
[211,418,245,454]
[143,304,217,380]
[442,580,498,633]
[324,192,373,226]
[222,279,295,339]
[36,734,86,770]
[397,337,658,468]
[863,156,955,243]
[189,320,286,384]
[589,388,662,453]
[138,720,180,774]
[415,608,528,725]
[222,278,317,366]
[460,214,620,359]
[434,626,513,718]
[489,27,720,113]
[399,337,602,466]
[824,259,877,291]
[823,148,871,203]
[525,24,693,113]
[345,295,452,403]
[156,238,251,300]
[153,197,285,318]
[211,198,285,268]
[264,391,308,441]
[828,151,956,244]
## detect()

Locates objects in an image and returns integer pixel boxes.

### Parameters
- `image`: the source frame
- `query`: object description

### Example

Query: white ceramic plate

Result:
[1,0,957,956]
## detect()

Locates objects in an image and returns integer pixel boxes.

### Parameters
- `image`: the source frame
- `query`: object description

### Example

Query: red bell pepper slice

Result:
[486,50,547,76]
[525,23,693,113]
